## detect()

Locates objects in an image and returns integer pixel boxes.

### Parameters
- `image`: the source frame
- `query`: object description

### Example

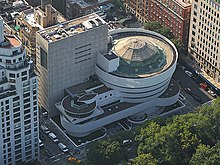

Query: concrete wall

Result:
[37,24,108,116]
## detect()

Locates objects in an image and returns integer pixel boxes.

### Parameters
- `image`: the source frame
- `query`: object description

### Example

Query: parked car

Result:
[40,125,50,134]
[193,94,203,103]
[208,90,217,97]
[39,139,44,147]
[58,143,68,152]
[184,87,192,94]
[122,139,132,145]
[180,65,186,71]
[39,133,45,141]
[48,133,58,143]
[185,70,193,77]
[42,111,48,118]
[46,150,53,158]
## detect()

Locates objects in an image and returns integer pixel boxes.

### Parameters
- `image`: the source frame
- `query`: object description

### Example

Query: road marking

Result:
[66,155,71,157]
[53,158,60,163]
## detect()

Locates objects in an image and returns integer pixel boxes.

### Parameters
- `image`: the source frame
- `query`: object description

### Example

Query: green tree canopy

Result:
[190,143,220,165]
[86,139,123,165]
[132,153,158,165]
[144,21,162,31]
[136,99,220,165]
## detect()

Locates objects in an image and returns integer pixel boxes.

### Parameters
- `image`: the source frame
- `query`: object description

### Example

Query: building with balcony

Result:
[15,0,66,62]
[188,0,220,89]
[124,0,192,44]
[55,28,179,137]
[36,13,108,117]
[0,16,39,165]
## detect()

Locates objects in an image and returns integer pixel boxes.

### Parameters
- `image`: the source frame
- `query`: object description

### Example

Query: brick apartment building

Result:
[124,0,192,44]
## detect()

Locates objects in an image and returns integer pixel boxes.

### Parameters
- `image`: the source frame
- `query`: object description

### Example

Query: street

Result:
[173,64,212,106]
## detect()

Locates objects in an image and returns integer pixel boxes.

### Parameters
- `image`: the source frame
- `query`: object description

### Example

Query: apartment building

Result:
[188,0,220,86]
[16,0,66,62]
[124,0,192,44]
[0,16,39,165]
[36,13,108,116]
[65,0,112,20]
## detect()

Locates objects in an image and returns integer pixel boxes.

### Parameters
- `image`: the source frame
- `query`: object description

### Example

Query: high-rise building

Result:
[124,0,192,44]
[16,0,66,62]
[36,13,108,116]
[188,0,220,87]
[0,16,39,165]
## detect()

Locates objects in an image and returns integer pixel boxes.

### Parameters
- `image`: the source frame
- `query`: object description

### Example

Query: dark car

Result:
[46,149,53,158]
[193,94,203,103]
[184,87,192,94]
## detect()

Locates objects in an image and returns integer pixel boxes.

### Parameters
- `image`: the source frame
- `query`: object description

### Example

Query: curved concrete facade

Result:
[56,28,179,137]
[96,28,178,103]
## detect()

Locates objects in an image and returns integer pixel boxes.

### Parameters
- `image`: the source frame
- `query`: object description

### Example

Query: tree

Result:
[86,139,124,165]
[132,154,158,165]
[135,105,220,165]
[144,21,162,31]
[190,143,220,165]
[155,27,174,39]
[170,38,187,54]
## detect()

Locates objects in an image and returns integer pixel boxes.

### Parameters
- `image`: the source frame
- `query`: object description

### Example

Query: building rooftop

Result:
[62,95,96,114]
[103,52,118,61]
[0,35,21,48]
[110,31,176,78]
[159,79,180,98]
[37,13,106,42]
[97,101,138,119]
[67,0,111,9]
[175,0,192,8]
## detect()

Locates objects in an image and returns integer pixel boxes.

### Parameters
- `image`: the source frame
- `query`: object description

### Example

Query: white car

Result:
[122,139,132,145]
[58,143,68,152]
[48,133,58,143]
[208,90,217,97]
[40,125,50,134]
[39,139,44,147]
[185,70,193,77]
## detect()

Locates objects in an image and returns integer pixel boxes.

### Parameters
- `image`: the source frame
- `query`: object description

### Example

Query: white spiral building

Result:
[56,28,180,137]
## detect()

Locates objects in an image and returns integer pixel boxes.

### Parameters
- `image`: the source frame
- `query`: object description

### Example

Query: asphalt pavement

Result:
[173,64,212,107]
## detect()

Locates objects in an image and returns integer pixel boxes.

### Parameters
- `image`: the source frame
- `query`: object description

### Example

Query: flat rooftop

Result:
[104,52,118,61]
[97,101,138,119]
[0,35,21,48]
[37,13,106,42]
[20,7,66,29]
[67,0,111,8]
[159,79,180,98]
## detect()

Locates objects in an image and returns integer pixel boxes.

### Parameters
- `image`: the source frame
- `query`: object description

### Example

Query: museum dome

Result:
[112,36,167,77]
[114,37,158,61]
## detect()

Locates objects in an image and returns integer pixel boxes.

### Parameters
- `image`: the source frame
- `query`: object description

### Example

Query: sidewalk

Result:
[180,55,220,91]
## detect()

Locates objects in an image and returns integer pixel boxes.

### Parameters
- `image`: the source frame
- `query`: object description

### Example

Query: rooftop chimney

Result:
[41,0,52,11]
[0,16,4,43]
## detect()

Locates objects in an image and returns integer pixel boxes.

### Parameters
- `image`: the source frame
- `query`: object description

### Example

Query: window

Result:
[40,48,47,69]
[21,71,27,76]
[193,18,196,23]
[13,96,19,102]
[9,73,15,78]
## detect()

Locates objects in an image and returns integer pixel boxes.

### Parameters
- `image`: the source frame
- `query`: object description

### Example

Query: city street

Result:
[173,64,212,107]
[39,117,85,165]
